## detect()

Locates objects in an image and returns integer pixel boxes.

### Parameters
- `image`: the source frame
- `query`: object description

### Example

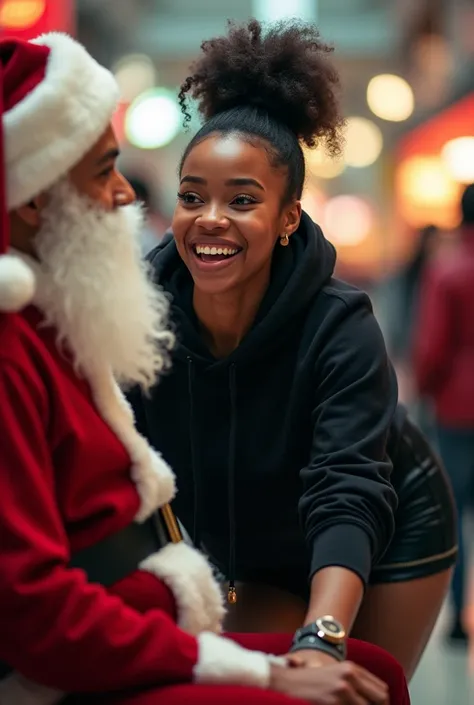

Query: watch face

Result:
[316,616,346,644]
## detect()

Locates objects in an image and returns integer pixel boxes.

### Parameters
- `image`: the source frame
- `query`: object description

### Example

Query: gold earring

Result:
[280,233,290,247]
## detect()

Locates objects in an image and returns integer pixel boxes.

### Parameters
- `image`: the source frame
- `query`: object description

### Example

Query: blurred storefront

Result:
[0,0,75,39]
[392,0,474,267]
[394,94,474,237]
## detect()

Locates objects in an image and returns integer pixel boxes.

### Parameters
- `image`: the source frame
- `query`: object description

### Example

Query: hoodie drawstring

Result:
[187,358,239,605]
[187,358,200,547]
[227,363,238,604]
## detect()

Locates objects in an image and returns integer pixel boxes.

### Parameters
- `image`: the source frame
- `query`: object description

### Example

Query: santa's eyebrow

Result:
[96,148,120,166]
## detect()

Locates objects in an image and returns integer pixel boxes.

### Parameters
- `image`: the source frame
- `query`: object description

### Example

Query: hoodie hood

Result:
[148,211,336,364]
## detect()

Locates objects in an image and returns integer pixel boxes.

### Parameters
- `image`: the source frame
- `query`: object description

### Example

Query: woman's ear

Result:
[284,200,302,235]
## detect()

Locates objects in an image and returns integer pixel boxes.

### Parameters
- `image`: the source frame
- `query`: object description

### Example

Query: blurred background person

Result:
[386,225,439,438]
[413,183,474,646]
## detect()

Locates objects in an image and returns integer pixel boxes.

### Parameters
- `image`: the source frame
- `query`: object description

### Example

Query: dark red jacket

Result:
[414,231,474,426]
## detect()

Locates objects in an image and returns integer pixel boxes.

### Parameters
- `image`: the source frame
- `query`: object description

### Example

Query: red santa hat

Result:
[0,33,119,312]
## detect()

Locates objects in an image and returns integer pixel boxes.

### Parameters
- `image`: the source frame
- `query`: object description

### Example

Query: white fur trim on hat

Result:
[194,632,287,687]
[0,254,35,312]
[5,33,119,210]
[140,542,226,636]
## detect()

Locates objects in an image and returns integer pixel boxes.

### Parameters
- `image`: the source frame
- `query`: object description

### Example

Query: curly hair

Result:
[178,19,344,202]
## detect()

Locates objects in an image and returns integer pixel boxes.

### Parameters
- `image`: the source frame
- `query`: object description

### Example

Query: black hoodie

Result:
[130,212,398,591]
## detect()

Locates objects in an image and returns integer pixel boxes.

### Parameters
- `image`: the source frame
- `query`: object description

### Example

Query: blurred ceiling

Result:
[142,0,396,59]
[77,0,401,66]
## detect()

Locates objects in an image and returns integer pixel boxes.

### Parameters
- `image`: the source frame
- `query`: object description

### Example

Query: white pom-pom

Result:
[0,255,36,312]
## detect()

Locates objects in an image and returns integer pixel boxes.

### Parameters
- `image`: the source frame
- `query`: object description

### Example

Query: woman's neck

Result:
[193,272,270,359]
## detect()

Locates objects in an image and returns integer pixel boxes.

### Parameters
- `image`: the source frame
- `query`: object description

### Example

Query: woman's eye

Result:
[232,194,257,206]
[177,192,202,205]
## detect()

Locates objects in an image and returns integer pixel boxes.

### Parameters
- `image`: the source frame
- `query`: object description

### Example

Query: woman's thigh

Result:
[351,569,452,680]
[223,582,307,633]
[353,416,456,679]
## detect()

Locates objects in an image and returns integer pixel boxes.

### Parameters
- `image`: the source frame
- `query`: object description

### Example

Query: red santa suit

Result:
[0,32,410,705]
[0,304,412,705]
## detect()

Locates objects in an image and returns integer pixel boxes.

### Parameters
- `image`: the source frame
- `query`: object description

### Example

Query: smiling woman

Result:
[173,133,300,304]
[129,18,456,685]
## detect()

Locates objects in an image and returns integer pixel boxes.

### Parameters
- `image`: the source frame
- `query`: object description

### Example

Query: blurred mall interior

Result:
[2,0,474,702]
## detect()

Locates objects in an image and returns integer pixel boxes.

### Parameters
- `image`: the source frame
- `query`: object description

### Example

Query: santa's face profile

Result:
[10,125,174,391]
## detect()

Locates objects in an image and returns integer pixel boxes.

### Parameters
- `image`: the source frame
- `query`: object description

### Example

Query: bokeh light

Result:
[323,195,374,246]
[125,89,181,150]
[396,156,461,229]
[442,137,474,184]
[0,0,46,29]
[304,146,345,180]
[301,185,327,223]
[344,117,383,168]
[253,0,316,22]
[113,54,156,104]
[367,74,414,122]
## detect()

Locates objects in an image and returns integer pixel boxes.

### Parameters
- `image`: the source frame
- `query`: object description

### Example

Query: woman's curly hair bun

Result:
[179,18,344,155]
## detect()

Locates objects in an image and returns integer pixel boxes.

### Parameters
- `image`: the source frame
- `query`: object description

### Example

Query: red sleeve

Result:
[413,264,453,396]
[0,360,198,692]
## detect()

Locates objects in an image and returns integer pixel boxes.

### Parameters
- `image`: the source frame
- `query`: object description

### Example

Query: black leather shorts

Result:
[369,412,458,584]
[229,411,458,597]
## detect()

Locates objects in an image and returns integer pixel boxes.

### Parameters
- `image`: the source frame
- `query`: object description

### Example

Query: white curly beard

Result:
[32,179,174,392]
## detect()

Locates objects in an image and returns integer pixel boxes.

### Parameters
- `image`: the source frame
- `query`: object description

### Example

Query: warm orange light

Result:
[396,156,461,229]
[442,137,474,184]
[0,0,46,29]
[367,74,414,122]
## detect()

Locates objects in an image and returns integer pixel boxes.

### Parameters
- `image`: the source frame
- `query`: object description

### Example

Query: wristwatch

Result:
[290,615,347,661]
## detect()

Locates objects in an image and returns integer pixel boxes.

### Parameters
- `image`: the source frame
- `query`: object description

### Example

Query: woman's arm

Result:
[299,294,398,635]
[305,567,364,630]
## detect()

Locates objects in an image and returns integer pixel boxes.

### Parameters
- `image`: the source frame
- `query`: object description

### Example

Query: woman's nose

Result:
[197,204,229,230]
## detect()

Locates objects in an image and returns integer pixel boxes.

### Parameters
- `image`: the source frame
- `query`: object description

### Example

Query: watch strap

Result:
[289,635,346,661]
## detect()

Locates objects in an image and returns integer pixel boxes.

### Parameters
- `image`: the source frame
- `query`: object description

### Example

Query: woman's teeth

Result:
[195,245,238,257]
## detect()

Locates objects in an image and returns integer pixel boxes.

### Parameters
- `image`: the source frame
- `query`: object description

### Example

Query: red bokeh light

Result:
[0,0,75,40]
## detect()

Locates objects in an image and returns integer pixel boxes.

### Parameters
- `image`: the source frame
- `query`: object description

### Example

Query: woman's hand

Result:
[286,649,341,669]
[269,662,389,704]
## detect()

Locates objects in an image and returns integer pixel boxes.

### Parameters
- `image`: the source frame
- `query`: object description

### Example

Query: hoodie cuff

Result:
[310,524,373,587]
[194,632,285,687]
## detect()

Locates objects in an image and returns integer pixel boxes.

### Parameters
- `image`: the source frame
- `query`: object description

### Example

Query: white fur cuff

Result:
[194,632,277,688]
[140,542,225,636]
[0,673,64,705]
[131,448,176,523]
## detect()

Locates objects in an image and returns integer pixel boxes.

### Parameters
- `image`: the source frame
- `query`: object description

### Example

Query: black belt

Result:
[0,512,170,678]
[69,512,168,587]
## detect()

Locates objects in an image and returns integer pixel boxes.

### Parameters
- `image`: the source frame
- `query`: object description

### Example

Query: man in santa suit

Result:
[0,32,409,705]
